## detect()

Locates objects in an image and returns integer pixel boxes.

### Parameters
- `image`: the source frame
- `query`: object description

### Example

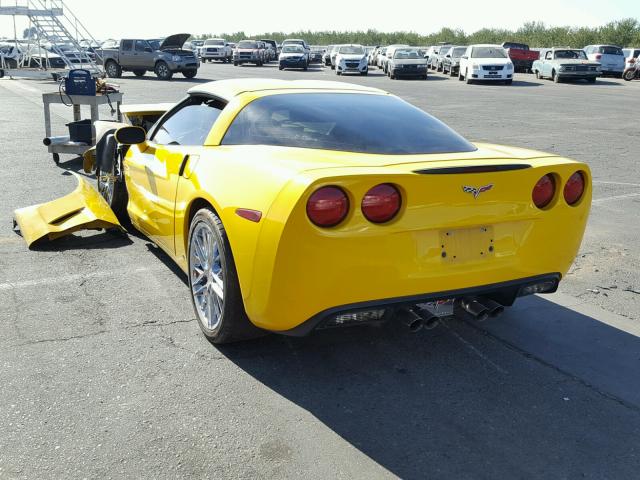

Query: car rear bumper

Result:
[279,273,561,336]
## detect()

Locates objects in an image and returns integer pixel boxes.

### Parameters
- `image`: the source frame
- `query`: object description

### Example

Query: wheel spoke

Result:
[210,278,223,300]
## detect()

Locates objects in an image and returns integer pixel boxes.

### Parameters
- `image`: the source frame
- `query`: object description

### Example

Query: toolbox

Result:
[64,69,96,96]
[66,119,93,144]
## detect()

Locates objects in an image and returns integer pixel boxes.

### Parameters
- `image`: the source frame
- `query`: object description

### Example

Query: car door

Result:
[119,39,135,68]
[125,95,226,253]
[133,40,152,68]
[543,50,553,77]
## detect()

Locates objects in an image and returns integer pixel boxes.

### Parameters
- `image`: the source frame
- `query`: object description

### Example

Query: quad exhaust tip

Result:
[459,297,504,321]
[398,307,441,333]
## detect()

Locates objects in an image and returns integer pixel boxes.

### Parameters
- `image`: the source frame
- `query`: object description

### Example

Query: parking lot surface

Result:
[1,64,639,479]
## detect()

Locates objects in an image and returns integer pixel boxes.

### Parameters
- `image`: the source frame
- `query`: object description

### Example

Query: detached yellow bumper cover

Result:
[13,173,124,248]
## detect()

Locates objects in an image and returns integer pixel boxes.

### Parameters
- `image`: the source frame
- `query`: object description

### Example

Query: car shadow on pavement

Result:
[27,229,132,251]
[218,296,640,478]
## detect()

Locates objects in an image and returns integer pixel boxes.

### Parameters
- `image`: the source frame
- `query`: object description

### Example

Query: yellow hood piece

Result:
[13,173,124,248]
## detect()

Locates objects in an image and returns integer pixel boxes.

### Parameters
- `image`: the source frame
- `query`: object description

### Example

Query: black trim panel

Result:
[275,273,560,337]
[414,164,531,174]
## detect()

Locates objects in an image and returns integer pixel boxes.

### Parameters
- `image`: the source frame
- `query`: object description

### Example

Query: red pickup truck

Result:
[502,42,539,72]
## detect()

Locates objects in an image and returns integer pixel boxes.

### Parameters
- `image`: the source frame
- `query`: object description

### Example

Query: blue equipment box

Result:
[65,69,96,96]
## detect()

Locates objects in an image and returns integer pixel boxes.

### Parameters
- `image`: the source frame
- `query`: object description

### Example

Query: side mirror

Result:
[115,126,146,145]
[446,54,451,58]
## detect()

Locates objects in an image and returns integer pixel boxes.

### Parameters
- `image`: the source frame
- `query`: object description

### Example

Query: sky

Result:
[0,0,637,40]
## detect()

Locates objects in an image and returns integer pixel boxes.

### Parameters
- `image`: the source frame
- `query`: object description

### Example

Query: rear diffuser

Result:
[13,173,124,248]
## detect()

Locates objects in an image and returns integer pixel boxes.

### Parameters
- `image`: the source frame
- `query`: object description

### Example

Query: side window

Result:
[135,40,149,52]
[121,40,133,51]
[546,51,553,60]
[152,96,226,146]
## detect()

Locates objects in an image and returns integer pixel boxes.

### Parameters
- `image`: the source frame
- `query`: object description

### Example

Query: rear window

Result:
[598,46,623,55]
[503,42,529,50]
[471,46,507,58]
[221,93,476,155]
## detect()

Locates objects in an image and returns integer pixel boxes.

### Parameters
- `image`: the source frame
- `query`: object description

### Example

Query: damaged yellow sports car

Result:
[17,79,592,343]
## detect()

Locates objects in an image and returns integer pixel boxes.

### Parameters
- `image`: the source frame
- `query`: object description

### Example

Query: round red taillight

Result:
[306,186,349,227]
[564,171,585,205]
[532,174,555,209]
[361,183,402,223]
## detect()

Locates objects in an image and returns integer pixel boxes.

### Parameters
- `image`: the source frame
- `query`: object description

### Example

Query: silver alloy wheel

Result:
[97,169,115,204]
[106,62,117,77]
[190,222,224,330]
[157,63,169,78]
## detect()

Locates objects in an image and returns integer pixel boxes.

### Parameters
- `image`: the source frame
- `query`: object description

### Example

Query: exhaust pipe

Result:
[414,306,440,330]
[459,297,489,322]
[476,298,504,318]
[398,308,424,333]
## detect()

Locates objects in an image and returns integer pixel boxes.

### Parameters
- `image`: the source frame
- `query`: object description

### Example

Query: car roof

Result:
[188,79,385,100]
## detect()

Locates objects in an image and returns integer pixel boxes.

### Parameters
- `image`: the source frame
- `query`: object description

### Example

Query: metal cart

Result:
[42,91,123,164]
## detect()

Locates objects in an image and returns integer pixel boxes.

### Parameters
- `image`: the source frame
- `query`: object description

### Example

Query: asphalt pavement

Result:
[0,63,639,479]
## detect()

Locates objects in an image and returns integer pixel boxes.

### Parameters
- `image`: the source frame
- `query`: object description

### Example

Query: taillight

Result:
[629,58,636,64]
[532,174,555,209]
[306,186,349,227]
[595,54,602,60]
[564,171,585,205]
[361,183,402,223]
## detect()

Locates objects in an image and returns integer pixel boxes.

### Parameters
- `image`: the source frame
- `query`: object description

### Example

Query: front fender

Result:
[13,173,124,248]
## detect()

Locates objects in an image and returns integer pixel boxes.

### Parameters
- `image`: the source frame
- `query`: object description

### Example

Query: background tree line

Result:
[197,18,640,47]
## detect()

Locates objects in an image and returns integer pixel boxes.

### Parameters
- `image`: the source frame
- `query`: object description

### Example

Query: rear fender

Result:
[13,173,124,248]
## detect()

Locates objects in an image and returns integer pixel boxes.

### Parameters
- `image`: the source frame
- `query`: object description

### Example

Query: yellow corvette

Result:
[24,79,592,343]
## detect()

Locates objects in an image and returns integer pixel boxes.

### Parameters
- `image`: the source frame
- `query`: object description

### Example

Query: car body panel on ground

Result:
[13,173,123,247]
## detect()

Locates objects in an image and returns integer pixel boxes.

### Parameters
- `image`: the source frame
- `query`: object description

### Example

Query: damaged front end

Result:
[13,173,124,248]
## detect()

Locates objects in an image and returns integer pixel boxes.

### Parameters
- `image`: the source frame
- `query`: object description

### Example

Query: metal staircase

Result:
[0,0,103,74]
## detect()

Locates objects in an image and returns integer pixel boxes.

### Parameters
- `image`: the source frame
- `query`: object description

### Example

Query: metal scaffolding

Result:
[0,0,103,74]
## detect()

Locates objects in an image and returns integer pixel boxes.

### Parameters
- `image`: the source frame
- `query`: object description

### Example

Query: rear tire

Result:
[535,70,541,79]
[552,70,561,83]
[188,208,264,344]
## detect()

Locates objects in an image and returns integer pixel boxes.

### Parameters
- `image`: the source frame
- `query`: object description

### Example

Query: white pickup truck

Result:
[201,38,233,63]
